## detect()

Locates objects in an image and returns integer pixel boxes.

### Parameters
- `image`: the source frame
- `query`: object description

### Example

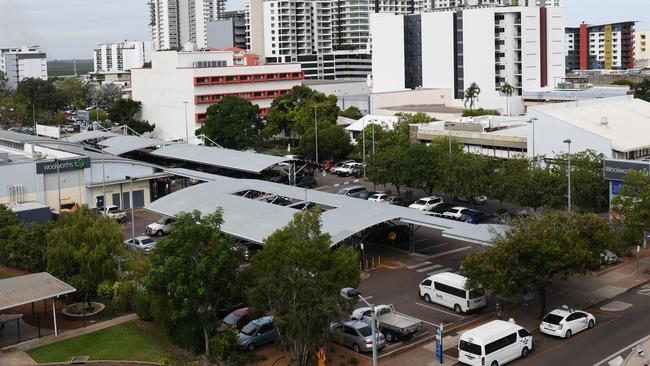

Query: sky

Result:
[0,0,648,60]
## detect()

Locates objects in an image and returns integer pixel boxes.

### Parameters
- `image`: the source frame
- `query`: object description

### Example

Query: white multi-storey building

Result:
[131,49,303,140]
[431,0,561,8]
[0,46,47,89]
[93,41,151,73]
[565,21,636,70]
[371,5,565,114]
[149,0,226,51]
[634,30,649,68]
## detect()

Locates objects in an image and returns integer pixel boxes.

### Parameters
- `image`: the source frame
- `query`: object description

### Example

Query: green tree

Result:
[632,78,650,102]
[0,95,29,126]
[554,150,608,213]
[462,211,603,318]
[145,209,243,355]
[265,86,339,137]
[108,99,142,123]
[299,123,353,161]
[57,77,89,109]
[464,82,481,110]
[15,77,69,113]
[339,106,363,120]
[249,210,360,366]
[45,205,124,301]
[366,143,409,196]
[499,82,514,116]
[196,95,262,149]
[612,170,650,243]
[89,84,122,107]
[88,108,108,122]
[293,97,340,136]
[0,71,8,94]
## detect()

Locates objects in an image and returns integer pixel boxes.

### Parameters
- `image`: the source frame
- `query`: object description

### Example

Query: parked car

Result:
[217,307,250,332]
[442,206,471,220]
[368,193,389,202]
[459,209,487,224]
[146,216,176,236]
[426,202,455,217]
[454,195,488,204]
[296,175,316,188]
[101,205,127,223]
[124,235,156,254]
[600,249,618,265]
[350,304,423,342]
[330,320,386,353]
[356,190,377,200]
[337,162,364,177]
[337,186,368,198]
[330,160,356,175]
[539,307,595,339]
[384,196,409,207]
[458,320,533,366]
[323,160,336,172]
[408,196,444,211]
[238,316,278,351]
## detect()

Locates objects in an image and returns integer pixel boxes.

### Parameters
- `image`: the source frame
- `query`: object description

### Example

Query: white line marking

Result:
[343,181,350,185]
[353,179,360,182]
[417,243,449,251]
[593,333,650,366]
[428,246,471,259]
[415,302,466,318]
[417,264,443,273]
[407,261,432,269]
[333,183,340,187]
[427,267,454,276]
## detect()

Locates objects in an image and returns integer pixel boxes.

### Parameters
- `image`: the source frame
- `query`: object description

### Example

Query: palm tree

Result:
[464,82,481,110]
[499,82,514,116]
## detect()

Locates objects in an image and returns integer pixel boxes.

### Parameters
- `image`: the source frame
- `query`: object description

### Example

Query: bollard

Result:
[378,256,381,266]
[365,258,369,270]
[371,257,375,268]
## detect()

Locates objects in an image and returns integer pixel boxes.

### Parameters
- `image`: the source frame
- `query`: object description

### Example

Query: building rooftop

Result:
[0,272,75,311]
[345,115,398,132]
[529,96,650,153]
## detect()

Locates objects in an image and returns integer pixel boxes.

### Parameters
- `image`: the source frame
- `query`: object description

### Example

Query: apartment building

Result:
[566,21,636,70]
[131,49,303,140]
[207,11,248,49]
[93,41,151,73]
[0,46,47,89]
[371,6,565,114]
[246,0,424,79]
[149,0,227,50]
[431,0,561,8]
[635,30,649,68]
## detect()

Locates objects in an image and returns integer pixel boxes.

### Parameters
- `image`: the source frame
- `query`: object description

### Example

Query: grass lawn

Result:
[27,320,177,363]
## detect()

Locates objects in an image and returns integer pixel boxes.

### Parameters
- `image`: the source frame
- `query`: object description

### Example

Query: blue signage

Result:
[435,326,443,363]
[611,181,624,196]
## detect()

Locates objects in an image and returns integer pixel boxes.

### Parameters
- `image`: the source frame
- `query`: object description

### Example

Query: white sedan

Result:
[540,307,595,339]
[408,196,443,211]
[368,193,389,203]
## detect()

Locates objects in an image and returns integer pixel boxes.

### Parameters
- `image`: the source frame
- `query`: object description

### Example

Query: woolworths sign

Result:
[603,159,650,181]
[36,158,91,174]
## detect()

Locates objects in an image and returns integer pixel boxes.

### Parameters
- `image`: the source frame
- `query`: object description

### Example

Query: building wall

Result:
[93,41,150,73]
[565,21,636,70]
[635,31,650,68]
[369,13,405,93]
[207,20,236,48]
[0,46,48,89]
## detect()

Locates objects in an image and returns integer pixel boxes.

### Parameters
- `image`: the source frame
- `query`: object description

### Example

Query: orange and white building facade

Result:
[131,48,302,141]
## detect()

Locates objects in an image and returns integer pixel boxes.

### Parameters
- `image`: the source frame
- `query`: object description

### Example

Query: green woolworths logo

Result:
[74,159,86,169]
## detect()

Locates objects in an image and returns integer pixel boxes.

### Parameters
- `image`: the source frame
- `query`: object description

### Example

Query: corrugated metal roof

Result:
[64,131,120,143]
[101,135,175,155]
[148,171,504,246]
[151,144,287,174]
[0,273,76,311]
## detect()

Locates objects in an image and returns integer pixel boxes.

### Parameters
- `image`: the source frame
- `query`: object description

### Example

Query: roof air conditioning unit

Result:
[600,116,608,126]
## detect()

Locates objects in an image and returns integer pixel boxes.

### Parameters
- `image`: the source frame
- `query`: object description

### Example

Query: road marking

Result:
[314,186,330,191]
[636,284,650,296]
[343,181,349,185]
[407,261,432,269]
[416,264,443,273]
[415,302,466,318]
[353,179,360,182]
[417,242,449,250]
[333,183,340,187]
[427,267,454,276]
[428,246,471,259]
[593,328,649,365]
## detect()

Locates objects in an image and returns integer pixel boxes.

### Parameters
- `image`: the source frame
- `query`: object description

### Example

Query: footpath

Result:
[379,254,650,366]
[0,313,137,366]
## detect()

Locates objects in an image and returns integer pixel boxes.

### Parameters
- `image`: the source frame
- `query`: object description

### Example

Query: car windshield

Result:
[469,288,485,298]
[140,238,155,245]
[357,326,372,337]
[459,340,482,355]
[222,312,241,325]
[155,217,167,224]
[241,322,259,336]
[543,313,564,325]
[415,199,428,205]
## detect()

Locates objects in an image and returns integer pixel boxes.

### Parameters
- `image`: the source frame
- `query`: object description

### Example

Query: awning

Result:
[0,273,76,311]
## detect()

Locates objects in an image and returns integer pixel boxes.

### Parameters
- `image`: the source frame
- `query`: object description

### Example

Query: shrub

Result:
[462,108,501,117]
[135,291,153,321]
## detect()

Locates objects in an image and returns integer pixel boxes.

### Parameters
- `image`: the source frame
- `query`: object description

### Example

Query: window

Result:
[259,323,274,334]
[421,279,432,286]
[543,313,563,325]
[434,282,466,298]
[566,313,579,321]
[459,340,481,356]
[485,333,517,355]
[518,329,531,338]
[344,326,357,336]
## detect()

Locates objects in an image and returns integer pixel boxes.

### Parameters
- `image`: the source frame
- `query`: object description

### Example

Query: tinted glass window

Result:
[421,279,432,286]
[434,282,466,298]
[469,288,485,299]
[543,313,564,325]
[357,326,372,337]
[459,340,482,355]
[259,323,274,334]
[567,313,579,321]
[141,238,155,245]
[485,333,516,355]
[518,329,531,338]
[344,326,357,336]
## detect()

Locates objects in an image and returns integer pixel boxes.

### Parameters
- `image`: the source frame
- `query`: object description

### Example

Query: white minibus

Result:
[418,272,486,313]
[458,320,533,366]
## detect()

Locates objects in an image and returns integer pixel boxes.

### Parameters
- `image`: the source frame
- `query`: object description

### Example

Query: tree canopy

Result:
[612,170,650,243]
[107,99,155,135]
[249,210,360,366]
[196,95,262,149]
[339,106,363,120]
[299,123,353,161]
[265,86,339,137]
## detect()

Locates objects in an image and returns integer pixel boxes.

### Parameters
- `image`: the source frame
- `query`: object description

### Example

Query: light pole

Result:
[527,117,538,157]
[183,101,189,144]
[563,139,572,213]
[125,176,136,242]
[314,107,319,165]
[55,158,61,213]
[362,119,366,179]
[341,288,378,366]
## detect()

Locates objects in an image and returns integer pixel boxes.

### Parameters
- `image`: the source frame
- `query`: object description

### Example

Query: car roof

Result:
[344,320,371,330]
[251,316,274,325]
[426,272,467,287]
[450,206,468,210]
[461,320,524,344]
[547,308,581,318]
[135,235,152,241]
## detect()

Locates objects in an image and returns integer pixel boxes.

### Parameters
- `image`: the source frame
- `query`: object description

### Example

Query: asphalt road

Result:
[511,285,650,366]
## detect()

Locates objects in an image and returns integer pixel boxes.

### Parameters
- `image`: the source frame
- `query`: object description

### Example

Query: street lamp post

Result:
[55,158,61,213]
[314,107,319,165]
[527,117,538,157]
[341,288,378,366]
[126,176,136,242]
[563,139,572,213]
[362,119,366,179]
[183,101,189,144]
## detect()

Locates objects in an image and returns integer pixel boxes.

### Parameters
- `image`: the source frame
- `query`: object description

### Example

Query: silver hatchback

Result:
[330,320,386,353]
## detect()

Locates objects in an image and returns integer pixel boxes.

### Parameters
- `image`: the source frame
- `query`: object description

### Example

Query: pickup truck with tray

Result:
[350,304,424,342]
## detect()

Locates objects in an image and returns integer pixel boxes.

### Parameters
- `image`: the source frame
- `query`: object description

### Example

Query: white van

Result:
[418,272,486,313]
[458,320,533,366]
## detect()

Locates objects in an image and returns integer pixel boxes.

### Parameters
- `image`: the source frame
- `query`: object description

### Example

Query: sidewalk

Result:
[0,313,138,366]
[381,256,650,366]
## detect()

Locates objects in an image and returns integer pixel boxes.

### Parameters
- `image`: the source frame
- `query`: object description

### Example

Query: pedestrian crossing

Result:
[407,260,457,276]
[637,284,650,296]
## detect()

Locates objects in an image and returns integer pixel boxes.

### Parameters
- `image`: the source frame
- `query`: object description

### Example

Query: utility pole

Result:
[56,159,61,213]
[314,107,318,164]
[183,101,189,144]
[564,139,572,213]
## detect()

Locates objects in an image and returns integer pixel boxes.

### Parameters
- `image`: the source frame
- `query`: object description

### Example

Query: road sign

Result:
[435,324,443,363]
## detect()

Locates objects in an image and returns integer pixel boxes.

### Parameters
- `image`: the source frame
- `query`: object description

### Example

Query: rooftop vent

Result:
[600,117,609,126]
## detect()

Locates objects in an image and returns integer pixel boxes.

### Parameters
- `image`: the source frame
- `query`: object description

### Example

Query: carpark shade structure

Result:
[149,170,506,247]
